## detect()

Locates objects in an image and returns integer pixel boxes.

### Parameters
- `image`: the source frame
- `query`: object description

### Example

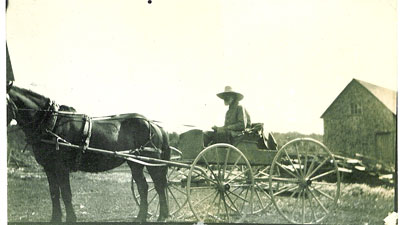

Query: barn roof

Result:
[321,79,397,118]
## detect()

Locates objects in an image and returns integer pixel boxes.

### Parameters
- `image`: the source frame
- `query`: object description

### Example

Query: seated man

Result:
[204,86,251,145]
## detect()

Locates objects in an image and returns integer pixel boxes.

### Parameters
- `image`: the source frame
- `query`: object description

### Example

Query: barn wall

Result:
[322,81,396,164]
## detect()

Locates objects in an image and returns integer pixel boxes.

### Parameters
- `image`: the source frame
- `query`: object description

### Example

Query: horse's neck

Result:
[15,92,49,128]
[13,88,48,110]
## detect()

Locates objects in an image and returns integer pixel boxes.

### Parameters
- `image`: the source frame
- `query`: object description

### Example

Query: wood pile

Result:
[333,153,395,184]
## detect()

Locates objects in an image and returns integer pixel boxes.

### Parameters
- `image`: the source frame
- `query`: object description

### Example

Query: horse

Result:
[7,85,171,222]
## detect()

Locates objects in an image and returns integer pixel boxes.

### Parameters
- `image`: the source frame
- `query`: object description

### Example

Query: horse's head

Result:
[7,85,52,128]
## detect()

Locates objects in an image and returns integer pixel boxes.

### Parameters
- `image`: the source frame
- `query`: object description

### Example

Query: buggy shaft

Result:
[40,139,204,173]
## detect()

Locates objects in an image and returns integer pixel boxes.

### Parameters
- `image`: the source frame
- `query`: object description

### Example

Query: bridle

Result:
[7,94,60,143]
[6,93,17,122]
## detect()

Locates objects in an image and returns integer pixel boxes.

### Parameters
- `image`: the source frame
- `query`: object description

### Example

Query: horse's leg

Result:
[44,169,62,222]
[129,163,148,222]
[56,169,77,222]
[147,165,169,222]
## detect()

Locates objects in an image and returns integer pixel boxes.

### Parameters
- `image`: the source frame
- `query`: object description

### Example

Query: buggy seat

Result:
[233,123,278,150]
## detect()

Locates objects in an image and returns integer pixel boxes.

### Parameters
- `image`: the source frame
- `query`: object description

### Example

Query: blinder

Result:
[6,93,17,124]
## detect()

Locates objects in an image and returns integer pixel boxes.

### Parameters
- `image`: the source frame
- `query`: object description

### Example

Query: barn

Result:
[321,79,397,165]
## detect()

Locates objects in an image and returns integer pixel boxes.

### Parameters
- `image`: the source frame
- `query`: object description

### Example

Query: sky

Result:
[4,0,398,135]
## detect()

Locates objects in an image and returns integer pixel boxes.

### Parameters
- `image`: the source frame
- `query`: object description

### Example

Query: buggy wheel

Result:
[187,143,254,223]
[131,147,188,221]
[269,138,340,224]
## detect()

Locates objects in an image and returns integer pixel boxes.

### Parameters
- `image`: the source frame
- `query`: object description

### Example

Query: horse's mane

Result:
[12,86,49,101]
[12,86,77,112]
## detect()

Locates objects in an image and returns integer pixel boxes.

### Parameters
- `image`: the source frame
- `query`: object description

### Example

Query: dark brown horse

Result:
[7,85,171,222]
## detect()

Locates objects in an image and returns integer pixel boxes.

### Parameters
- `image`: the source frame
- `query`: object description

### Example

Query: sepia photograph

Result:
[4,0,397,224]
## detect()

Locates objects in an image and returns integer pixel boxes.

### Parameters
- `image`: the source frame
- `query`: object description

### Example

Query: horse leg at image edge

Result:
[56,169,77,222]
[148,166,169,222]
[44,170,62,222]
[130,165,149,222]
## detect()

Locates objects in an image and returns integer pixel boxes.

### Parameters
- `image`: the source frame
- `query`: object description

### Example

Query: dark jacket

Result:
[224,103,251,136]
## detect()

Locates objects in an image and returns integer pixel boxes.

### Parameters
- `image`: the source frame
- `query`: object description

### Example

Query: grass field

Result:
[8,165,395,224]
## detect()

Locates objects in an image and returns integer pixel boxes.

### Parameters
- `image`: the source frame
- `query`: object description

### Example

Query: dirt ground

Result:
[7,166,395,224]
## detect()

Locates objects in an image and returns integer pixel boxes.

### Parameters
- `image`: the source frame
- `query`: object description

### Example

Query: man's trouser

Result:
[203,130,232,146]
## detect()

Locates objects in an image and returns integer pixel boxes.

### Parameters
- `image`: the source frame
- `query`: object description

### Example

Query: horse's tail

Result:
[160,129,171,161]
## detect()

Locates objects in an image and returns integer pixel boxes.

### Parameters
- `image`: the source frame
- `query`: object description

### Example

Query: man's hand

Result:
[213,126,227,133]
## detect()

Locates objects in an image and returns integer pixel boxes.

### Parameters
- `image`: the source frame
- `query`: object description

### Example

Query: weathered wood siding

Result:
[322,81,396,165]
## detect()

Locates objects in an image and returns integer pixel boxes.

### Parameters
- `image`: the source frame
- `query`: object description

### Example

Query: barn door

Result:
[375,132,395,164]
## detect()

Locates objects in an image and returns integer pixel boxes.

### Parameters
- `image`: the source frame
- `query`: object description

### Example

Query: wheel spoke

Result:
[310,186,335,201]
[303,144,309,177]
[215,150,222,179]
[308,187,329,214]
[273,184,298,196]
[306,156,317,177]
[204,191,220,216]
[192,190,218,208]
[254,186,266,210]
[310,169,336,181]
[289,187,299,198]
[228,187,245,205]
[225,154,243,179]
[307,156,330,179]
[306,188,317,222]
[201,155,220,182]
[291,189,302,220]
[223,148,231,180]
[294,143,304,177]
[256,169,270,178]
[148,190,158,205]
[270,176,299,183]
[221,193,230,222]
[226,189,250,203]
[217,192,222,216]
[168,186,182,209]
[225,191,241,213]
[241,186,250,212]
[283,148,301,177]
[275,162,298,178]
[227,168,250,184]
[302,189,305,224]
[169,184,187,195]
[192,170,219,185]
[255,182,271,200]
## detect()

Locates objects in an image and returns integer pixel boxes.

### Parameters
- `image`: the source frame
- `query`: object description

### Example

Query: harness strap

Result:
[73,115,93,171]
[137,119,162,155]
[47,101,60,132]
[81,115,93,151]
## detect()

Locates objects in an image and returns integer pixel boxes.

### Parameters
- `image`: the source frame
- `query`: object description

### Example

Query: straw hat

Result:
[217,86,244,101]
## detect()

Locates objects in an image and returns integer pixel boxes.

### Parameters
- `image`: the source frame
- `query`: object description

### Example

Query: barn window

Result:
[350,103,362,115]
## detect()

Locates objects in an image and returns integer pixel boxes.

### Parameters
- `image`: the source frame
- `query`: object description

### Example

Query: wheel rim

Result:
[269,138,340,224]
[187,143,254,222]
